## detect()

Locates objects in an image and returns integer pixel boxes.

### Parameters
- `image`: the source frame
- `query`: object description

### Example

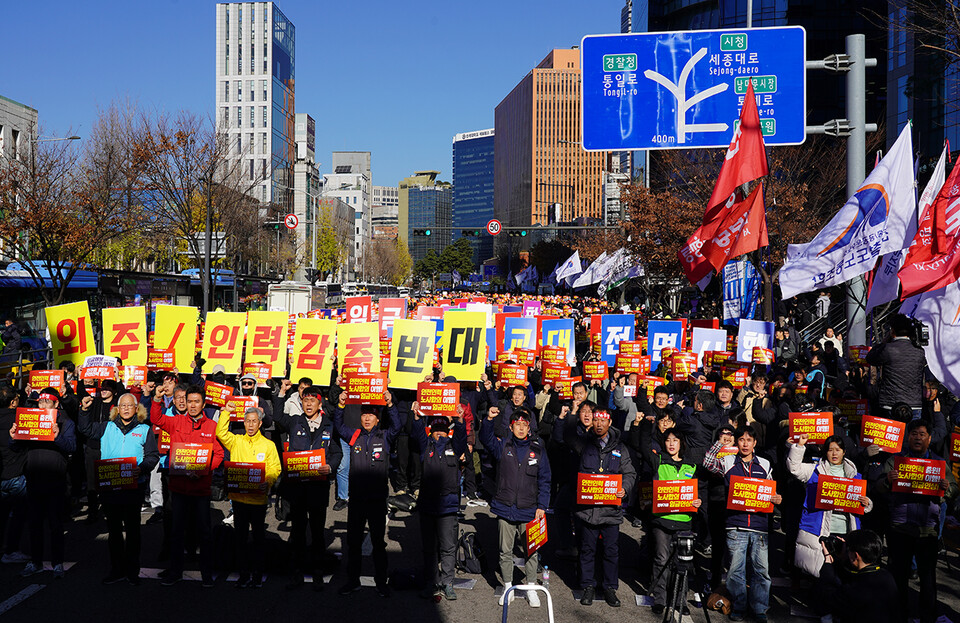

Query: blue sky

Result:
[5,0,622,187]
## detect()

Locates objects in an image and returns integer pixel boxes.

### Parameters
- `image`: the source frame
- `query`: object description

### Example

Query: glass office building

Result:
[407,185,452,264]
[452,129,495,267]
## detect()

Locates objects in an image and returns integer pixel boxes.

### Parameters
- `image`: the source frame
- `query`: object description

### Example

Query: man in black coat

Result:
[818,529,898,623]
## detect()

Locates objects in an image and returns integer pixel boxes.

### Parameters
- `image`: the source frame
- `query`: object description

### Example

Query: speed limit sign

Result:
[284,214,299,230]
[486,219,502,236]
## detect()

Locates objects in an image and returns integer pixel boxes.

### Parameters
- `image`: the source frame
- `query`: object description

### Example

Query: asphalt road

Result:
[0,498,958,623]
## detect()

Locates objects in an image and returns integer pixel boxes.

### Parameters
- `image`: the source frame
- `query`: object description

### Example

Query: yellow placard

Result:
[45,301,96,367]
[290,318,337,386]
[441,311,486,381]
[337,322,379,371]
[102,307,147,366]
[201,312,246,374]
[388,319,436,390]
[153,305,199,372]
[245,311,288,377]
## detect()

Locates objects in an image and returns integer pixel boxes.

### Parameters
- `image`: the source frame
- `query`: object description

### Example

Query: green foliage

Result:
[528,239,574,278]
[438,237,475,275]
[414,249,441,280]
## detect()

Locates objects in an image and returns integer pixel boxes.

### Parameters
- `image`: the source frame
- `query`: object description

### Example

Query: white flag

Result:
[912,281,960,396]
[867,145,947,312]
[779,124,916,299]
[555,251,582,282]
[572,251,607,288]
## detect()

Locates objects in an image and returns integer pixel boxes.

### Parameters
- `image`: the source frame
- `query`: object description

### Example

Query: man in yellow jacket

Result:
[216,405,281,588]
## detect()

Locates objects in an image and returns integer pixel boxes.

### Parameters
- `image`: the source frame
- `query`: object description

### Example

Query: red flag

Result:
[705,82,769,220]
[931,161,960,254]
[701,183,767,271]
[678,223,716,285]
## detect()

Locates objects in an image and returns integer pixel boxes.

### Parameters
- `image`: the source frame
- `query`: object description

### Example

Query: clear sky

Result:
[5,0,623,187]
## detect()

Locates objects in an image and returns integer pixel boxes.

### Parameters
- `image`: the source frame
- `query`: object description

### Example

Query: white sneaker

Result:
[222,513,234,526]
[2,552,30,564]
[526,589,541,608]
[498,583,515,606]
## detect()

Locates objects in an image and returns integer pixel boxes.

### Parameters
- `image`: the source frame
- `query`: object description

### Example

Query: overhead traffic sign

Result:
[581,26,806,150]
[284,214,299,230]
[486,219,502,236]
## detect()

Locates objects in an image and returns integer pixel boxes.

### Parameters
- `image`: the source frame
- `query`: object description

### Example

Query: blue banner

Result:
[541,318,575,362]
[599,314,636,366]
[503,317,537,352]
[648,320,684,366]
[722,259,760,326]
[736,319,774,362]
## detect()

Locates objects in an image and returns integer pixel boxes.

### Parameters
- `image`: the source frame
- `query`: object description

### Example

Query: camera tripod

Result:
[647,532,712,623]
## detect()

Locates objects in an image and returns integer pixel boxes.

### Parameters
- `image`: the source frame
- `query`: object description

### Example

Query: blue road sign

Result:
[581,26,806,150]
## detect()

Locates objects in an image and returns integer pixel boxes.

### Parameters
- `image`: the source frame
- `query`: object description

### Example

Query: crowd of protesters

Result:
[0,294,956,623]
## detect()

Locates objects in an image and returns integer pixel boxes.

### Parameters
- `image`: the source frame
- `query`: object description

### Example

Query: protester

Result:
[818,529,899,623]
[0,384,27,563]
[865,315,926,418]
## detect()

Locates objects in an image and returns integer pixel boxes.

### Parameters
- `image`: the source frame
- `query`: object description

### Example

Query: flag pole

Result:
[845,34,870,347]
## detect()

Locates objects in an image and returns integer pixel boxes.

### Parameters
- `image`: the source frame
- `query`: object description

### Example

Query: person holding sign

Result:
[78,392,159,585]
[271,384,342,590]
[562,409,635,607]
[332,383,403,598]
[216,403,281,588]
[786,434,872,578]
[881,419,958,623]
[152,385,224,587]
[480,408,551,608]
[11,388,76,579]
[638,426,703,615]
[703,426,782,623]
[409,406,467,601]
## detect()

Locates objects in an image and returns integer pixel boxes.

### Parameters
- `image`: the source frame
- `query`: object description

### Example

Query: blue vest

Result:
[100,422,150,463]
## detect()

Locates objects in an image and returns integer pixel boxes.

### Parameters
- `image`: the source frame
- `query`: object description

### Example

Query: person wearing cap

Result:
[79,378,123,524]
[271,383,342,590]
[480,406,551,608]
[153,384,224,587]
[78,392,159,585]
[332,381,403,598]
[233,374,274,432]
[410,404,468,601]
[216,403,281,588]
[562,408,636,607]
[13,388,76,578]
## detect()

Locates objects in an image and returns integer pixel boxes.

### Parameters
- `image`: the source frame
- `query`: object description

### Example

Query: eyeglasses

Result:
[118,403,137,409]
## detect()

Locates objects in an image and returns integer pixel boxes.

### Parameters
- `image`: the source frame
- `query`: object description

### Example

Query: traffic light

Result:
[508,230,528,237]
[413,228,432,236]
[461,229,482,237]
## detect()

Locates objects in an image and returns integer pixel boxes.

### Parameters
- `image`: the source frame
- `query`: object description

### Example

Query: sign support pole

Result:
[845,34,868,347]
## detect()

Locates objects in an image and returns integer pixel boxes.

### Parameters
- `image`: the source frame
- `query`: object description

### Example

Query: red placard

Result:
[576,473,623,505]
[540,346,566,363]
[582,361,608,383]
[225,461,268,493]
[789,412,834,444]
[12,408,57,441]
[226,395,258,422]
[512,349,536,367]
[96,457,138,491]
[541,362,570,385]
[283,449,327,481]
[721,363,749,388]
[653,479,699,514]
[707,351,735,367]
[80,364,117,381]
[951,432,960,462]
[671,352,699,378]
[555,376,581,400]
[242,362,272,383]
[847,345,870,363]
[525,515,548,556]
[617,340,644,356]
[814,475,867,515]
[727,475,776,513]
[345,296,373,323]
[417,382,459,415]
[497,364,528,386]
[155,427,171,454]
[345,373,387,405]
[204,381,233,408]
[146,348,176,371]
[891,457,947,497]
[168,442,214,476]
[752,347,775,365]
[122,365,148,386]
[615,354,647,374]
[378,298,407,338]
[28,370,65,392]
[716,445,738,459]
[637,375,664,399]
[860,415,906,453]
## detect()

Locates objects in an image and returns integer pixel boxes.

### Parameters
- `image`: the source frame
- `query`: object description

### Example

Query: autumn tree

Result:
[365,237,413,286]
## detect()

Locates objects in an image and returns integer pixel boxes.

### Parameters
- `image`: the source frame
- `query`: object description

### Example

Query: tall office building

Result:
[452,129,495,267]
[323,151,371,277]
[399,171,452,264]
[372,185,399,239]
[215,2,295,207]
[494,49,610,242]
[292,113,318,281]
[0,94,39,262]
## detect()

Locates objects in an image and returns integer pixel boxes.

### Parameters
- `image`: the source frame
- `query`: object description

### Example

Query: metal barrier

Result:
[501,584,555,623]
[5,346,54,389]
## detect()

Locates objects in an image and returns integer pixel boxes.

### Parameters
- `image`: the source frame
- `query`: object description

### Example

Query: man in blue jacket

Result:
[480,407,551,608]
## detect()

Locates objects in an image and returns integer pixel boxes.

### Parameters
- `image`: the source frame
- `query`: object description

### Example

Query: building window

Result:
[225,8,229,37]
[250,159,254,181]
[236,80,242,102]
[225,45,229,75]
[238,6,241,26]
[261,133,267,154]
[223,81,229,102]
[248,133,254,153]
[221,107,228,126]
[248,80,254,101]
[236,136,241,154]
[261,80,267,101]
[262,107,267,128]
[262,159,267,178]
[237,107,242,127]
[250,106,254,127]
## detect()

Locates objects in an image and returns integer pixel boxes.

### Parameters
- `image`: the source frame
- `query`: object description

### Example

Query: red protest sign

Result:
[225,461,268,493]
[727,475,776,513]
[671,352,699,378]
[637,375,664,399]
[122,365,148,386]
[838,399,869,426]
[242,362,272,384]
[146,348,176,371]
[814,475,866,515]
[540,346,565,363]
[721,363,749,388]
[226,395,258,422]
[707,350,735,367]
[617,340,644,356]
[847,345,870,363]
[203,381,233,408]
[154,427,171,454]
[615,354,647,374]
[96,457,138,491]
[345,373,388,405]
[891,457,947,497]
[752,347,775,365]
[860,416,906,453]
[525,515,548,556]
[951,433,960,462]
[12,408,57,441]
[497,364,528,386]
[512,349,536,367]
[541,362,570,385]
[582,361,608,383]
[345,296,373,323]
[168,442,214,476]
[653,479,699,514]
[417,382,460,415]
[80,361,117,381]
[378,298,407,338]
[28,370,65,392]
[556,376,581,400]
[283,450,327,481]
[788,412,834,444]
[577,473,623,505]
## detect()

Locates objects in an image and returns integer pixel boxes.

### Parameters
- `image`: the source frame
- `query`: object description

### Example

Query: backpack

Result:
[455,530,485,574]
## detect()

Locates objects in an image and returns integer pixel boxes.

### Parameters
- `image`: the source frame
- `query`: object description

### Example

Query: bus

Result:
[341,282,399,301]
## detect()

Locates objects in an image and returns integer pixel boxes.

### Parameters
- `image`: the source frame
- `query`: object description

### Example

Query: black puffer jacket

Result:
[865,337,925,408]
